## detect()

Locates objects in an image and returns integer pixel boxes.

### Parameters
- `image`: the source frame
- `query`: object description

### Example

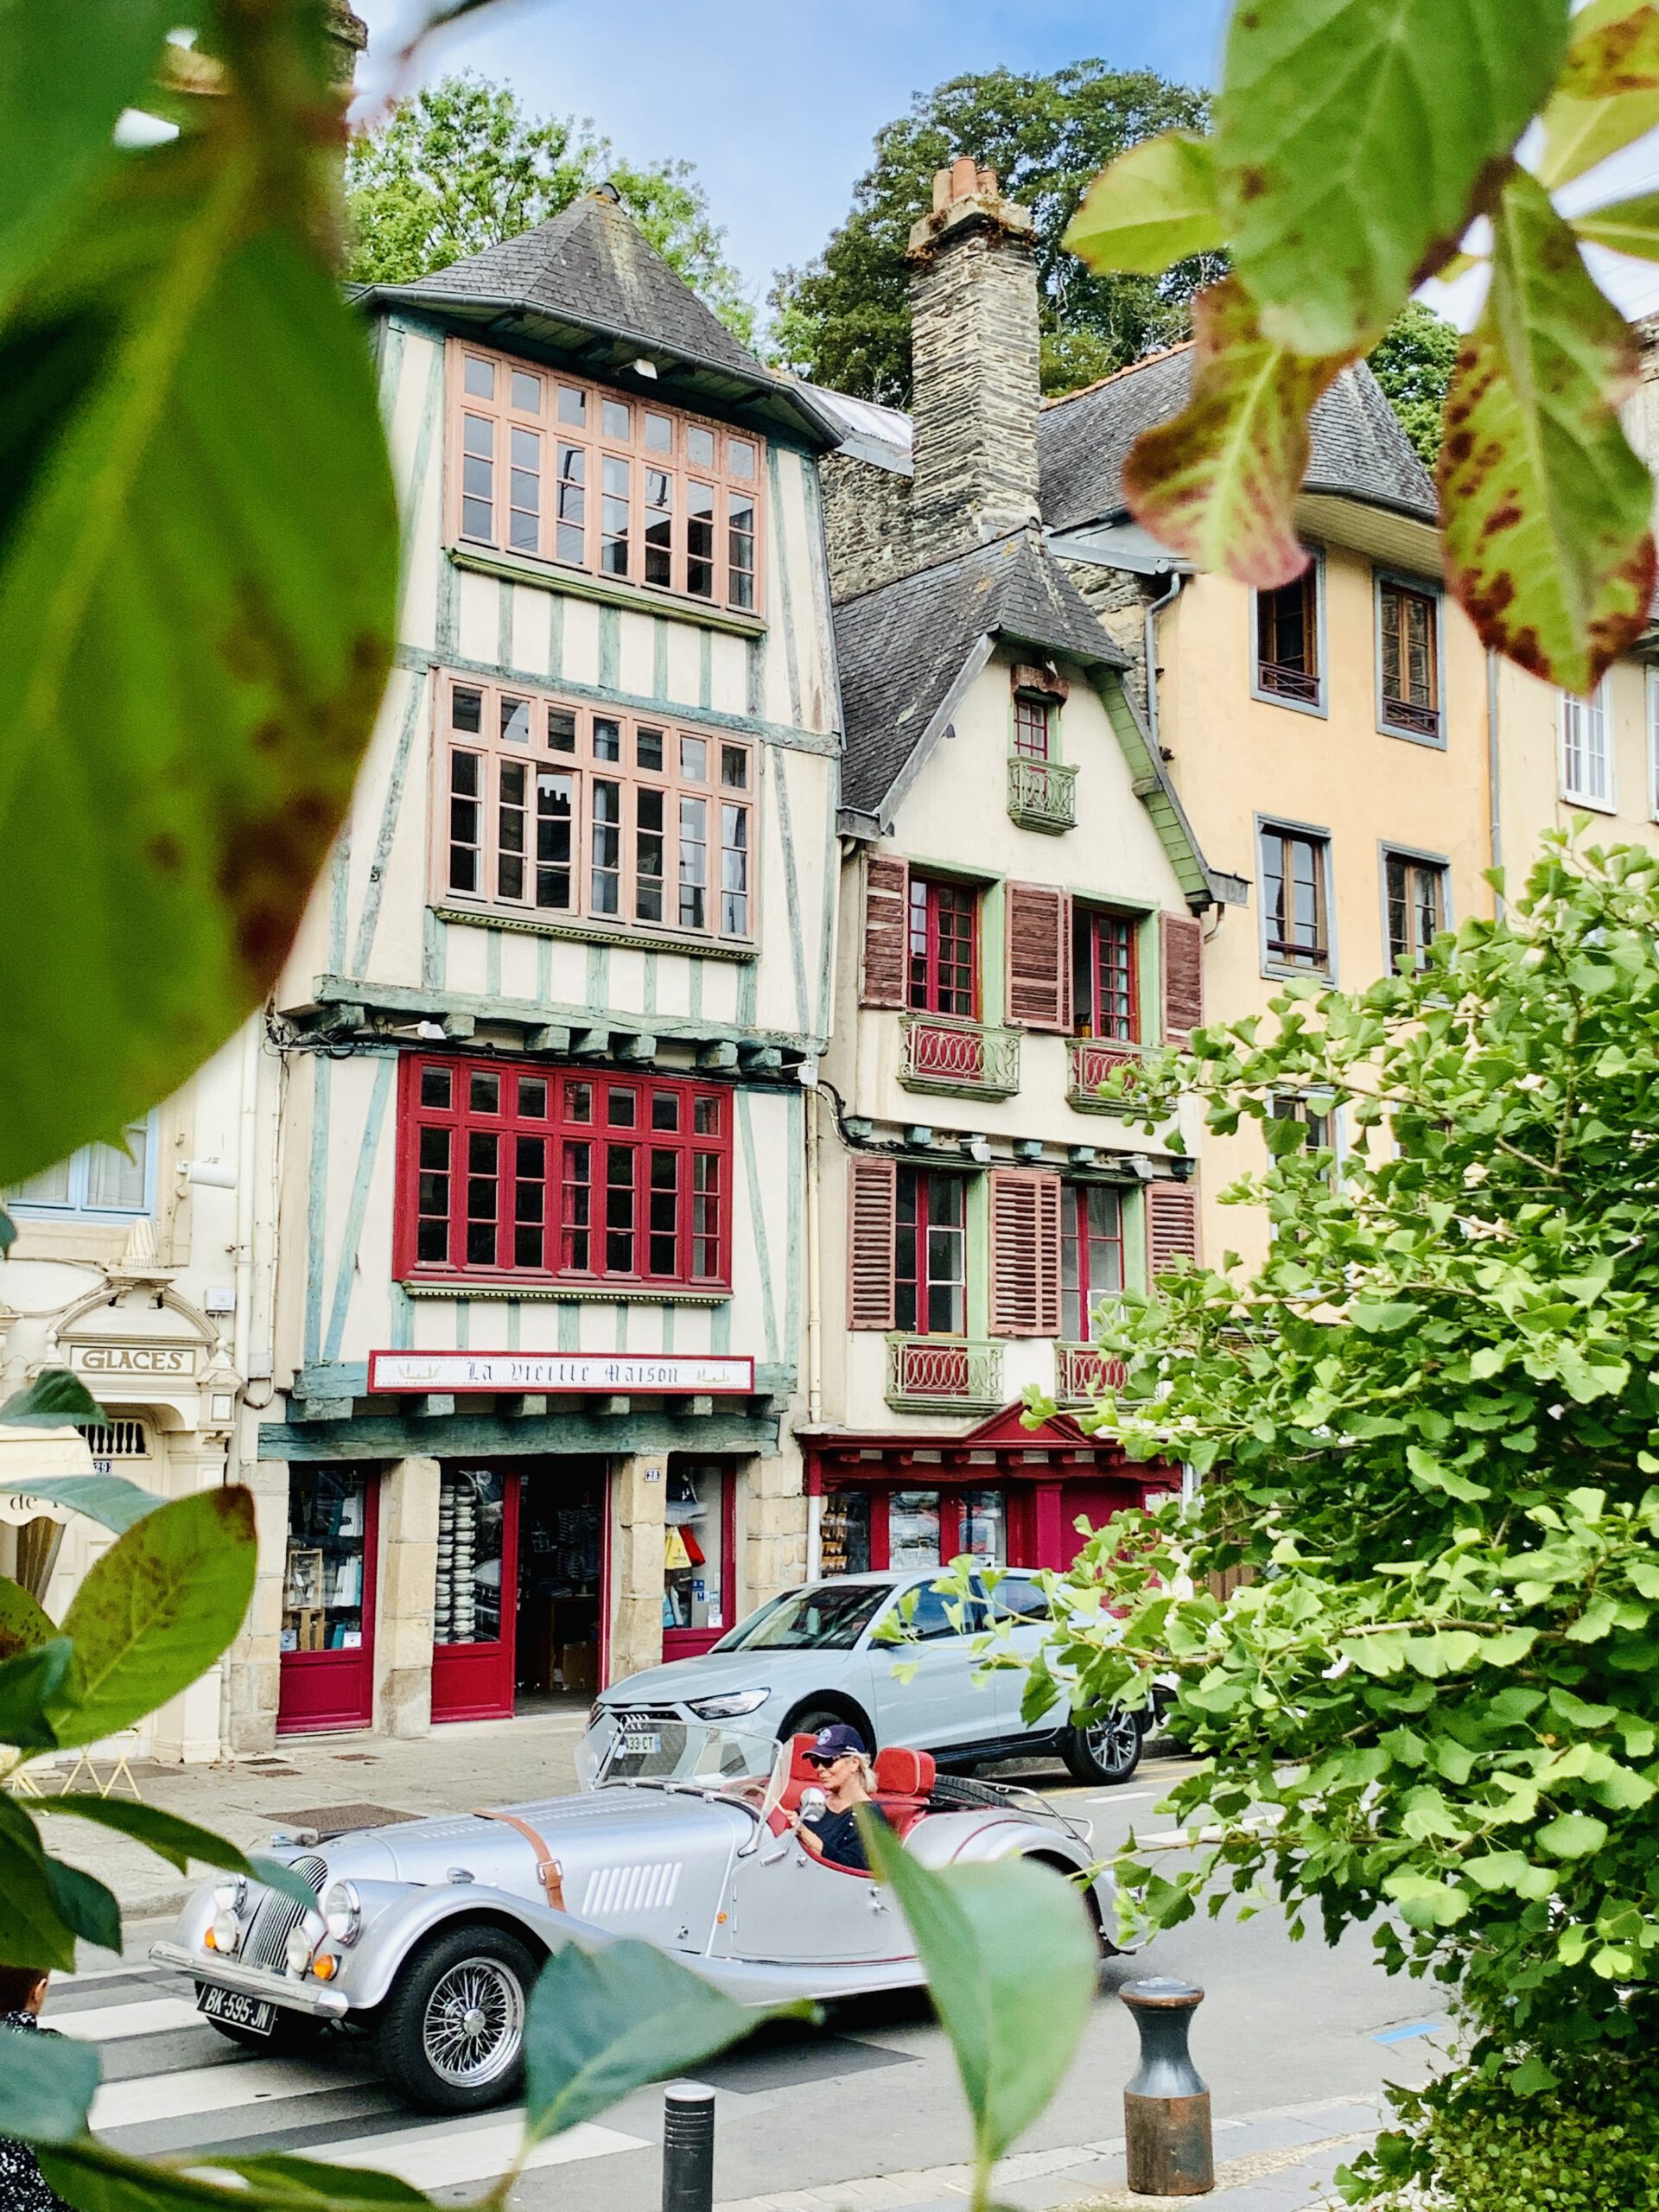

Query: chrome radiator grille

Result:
[244,1854,327,1971]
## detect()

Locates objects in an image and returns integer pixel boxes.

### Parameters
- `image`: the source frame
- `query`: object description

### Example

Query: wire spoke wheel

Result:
[421,1957,525,2087]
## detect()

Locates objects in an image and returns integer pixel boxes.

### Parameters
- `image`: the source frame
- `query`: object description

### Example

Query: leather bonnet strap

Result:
[473,1806,567,1913]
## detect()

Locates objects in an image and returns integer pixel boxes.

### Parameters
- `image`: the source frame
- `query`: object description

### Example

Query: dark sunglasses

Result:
[804,1752,842,1769]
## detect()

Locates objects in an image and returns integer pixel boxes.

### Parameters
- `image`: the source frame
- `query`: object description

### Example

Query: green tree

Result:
[1366,299,1460,466]
[346,72,756,346]
[767,62,1219,403]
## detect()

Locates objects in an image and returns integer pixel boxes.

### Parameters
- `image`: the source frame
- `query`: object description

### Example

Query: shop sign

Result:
[366,1351,755,1395]
[70,1343,197,1377]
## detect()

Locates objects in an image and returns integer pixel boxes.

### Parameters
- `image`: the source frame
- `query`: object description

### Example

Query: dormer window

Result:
[449,342,763,616]
[1014,694,1052,760]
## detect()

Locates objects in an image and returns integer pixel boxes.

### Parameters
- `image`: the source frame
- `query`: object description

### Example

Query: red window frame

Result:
[1074,908,1140,1041]
[1013,694,1052,760]
[894,1167,967,1337]
[1060,1183,1125,1343]
[906,877,979,1017]
[396,1056,732,1291]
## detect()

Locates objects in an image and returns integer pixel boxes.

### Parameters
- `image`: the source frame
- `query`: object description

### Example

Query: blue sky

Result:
[351,0,1231,315]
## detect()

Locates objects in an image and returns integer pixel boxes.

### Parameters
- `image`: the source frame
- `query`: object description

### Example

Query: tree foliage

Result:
[1365,301,1459,466]
[1063,0,1659,694]
[1001,841,1659,2088]
[767,62,1219,403]
[346,72,755,345]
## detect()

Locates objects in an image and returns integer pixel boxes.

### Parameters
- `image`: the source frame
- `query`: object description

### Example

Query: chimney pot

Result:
[950,153,978,200]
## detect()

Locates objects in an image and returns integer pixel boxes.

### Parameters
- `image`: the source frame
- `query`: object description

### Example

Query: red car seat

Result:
[871,1745,937,1839]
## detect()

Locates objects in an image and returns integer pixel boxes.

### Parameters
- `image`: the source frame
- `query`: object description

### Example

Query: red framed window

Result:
[906,878,978,1016]
[398,1057,731,1290]
[1013,695,1052,760]
[1073,908,1140,1041]
[895,1168,967,1336]
[1060,1184,1125,1343]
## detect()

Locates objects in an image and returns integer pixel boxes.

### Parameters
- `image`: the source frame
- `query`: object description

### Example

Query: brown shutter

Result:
[861,855,910,1008]
[1147,1181,1199,1280]
[1005,884,1071,1032]
[989,1169,1064,1338]
[1160,910,1205,1046]
[848,1156,897,1329]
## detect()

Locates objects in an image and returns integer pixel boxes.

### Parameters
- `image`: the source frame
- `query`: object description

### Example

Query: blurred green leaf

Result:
[1571,189,1659,260]
[0,125,397,1185]
[1063,132,1222,275]
[1121,275,1350,587]
[1540,0,1659,189]
[0,1637,73,1748]
[0,2018,99,2142]
[523,1936,766,2144]
[0,1371,105,1427]
[43,1856,119,1954]
[39,1796,252,1879]
[39,2139,438,2210]
[47,1489,256,1747]
[1439,169,1654,695]
[0,1795,82,1970]
[862,1821,1096,2178]
[1216,0,1569,353]
[0,1582,56,1663]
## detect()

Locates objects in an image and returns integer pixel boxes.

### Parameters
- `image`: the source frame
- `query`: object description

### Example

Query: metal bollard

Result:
[1120,1978,1213,2196]
[663,2081,716,2212]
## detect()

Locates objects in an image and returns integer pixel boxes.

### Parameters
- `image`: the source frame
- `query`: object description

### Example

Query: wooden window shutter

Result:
[1146,1181,1199,1281]
[861,855,909,1008]
[1160,910,1205,1046]
[848,1156,897,1329]
[989,1168,1063,1338]
[1005,884,1071,1032]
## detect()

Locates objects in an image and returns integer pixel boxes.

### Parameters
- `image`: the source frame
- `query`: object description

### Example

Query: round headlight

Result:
[284,1926,315,1977]
[688,1689,770,1719]
[321,1879,362,1946]
[213,1875,247,1916]
[209,1910,240,1955]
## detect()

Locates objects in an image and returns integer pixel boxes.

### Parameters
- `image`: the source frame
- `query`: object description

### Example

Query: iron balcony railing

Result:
[1066,1034,1144,1112]
[1007,754,1078,834]
[1257,658,1320,706]
[1055,1340,1128,1408]
[885,1334,1004,1413]
[899,1015,1020,1100]
[1381,692,1441,741]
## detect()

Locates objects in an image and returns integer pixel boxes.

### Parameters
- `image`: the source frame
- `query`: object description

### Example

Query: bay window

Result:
[435,676,753,944]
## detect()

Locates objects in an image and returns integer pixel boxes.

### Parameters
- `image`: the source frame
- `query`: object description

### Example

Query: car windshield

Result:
[713,1582,891,1651]
[576,1713,782,1796]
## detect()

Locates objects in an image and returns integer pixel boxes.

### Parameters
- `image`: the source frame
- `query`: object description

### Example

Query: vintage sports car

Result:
[152,1718,1116,2113]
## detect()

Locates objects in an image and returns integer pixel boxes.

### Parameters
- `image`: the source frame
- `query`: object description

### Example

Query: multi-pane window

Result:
[5,1117,155,1218]
[1072,908,1140,1041]
[398,1058,731,1290]
[1270,1093,1334,1155]
[906,877,978,1016]
[1060,1184,1125,1344]
[1384,850,1446,972]
[895,1168,967,1336]
[1013,694,1052,760]
[1261,825,1332,974]
[1377,576,1440,741]
[1560,679,1611,805]
[450,345,763,614]
[1255,566,1321,707]
[437,676,753,943]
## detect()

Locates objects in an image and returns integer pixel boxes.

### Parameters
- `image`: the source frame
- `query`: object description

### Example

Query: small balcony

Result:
[886,1334,1004,1414]
[899,1015,1020,1100]
[1055,1341,1128,1409]
[1007,755,1077,834]
[1067,1035,1144,1113]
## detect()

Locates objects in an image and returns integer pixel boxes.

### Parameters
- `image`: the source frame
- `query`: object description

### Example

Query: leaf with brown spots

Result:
[46,1485,257,1747]
[1439,168,1655,696]
[0,1582,55,1666]
[1064,131,1224,276]
[1120,276,1353,587]
[1217,0,1569,354]
[1540,0,1659,190]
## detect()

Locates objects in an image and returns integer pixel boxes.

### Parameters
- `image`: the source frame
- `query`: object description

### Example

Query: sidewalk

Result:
[715,2093,1382,2212]
[31,1707,588,1916]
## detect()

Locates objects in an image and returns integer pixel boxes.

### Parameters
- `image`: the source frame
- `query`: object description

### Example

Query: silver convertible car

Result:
[153,1718,1115,2113]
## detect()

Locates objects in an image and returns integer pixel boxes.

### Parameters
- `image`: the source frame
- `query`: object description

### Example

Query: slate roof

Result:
[1037,344,1438,533]
[361,190,838,448]
[834,527,1128,817]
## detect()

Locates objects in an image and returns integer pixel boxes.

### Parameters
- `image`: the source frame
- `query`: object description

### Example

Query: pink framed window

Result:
[1013,694,1052,760]
[895,1168,968,1336]
[398,1058,731,1291]
[435,676,754,944]
[1073,908,1140,1041]
[1060,1184,1125,1343]
[906,877,978,1017]
[449,343,764,616]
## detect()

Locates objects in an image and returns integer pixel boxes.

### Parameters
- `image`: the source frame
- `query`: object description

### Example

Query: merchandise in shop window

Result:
[888,1487,942,1568]
[282,1470,370,1653]
[962,1488,1005,1567]
[818,1491,871,1576]
[664,1464,725,1630]
[435,1468,507,1646]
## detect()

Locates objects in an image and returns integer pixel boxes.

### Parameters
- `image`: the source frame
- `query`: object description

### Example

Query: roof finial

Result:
[594,179,622,204]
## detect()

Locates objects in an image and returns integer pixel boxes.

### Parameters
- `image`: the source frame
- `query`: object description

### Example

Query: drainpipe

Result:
[804,1080,824,1431]
[1143,571,1184,752]
[1486,649,1503,919]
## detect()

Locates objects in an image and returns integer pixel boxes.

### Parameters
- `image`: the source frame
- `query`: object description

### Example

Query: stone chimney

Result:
[906,156,1041,562]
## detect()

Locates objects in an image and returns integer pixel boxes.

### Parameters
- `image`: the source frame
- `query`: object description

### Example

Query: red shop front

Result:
[804,1408,1178,1577]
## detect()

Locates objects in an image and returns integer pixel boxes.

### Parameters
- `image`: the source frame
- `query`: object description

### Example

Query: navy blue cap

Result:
[806,1723,868,1764]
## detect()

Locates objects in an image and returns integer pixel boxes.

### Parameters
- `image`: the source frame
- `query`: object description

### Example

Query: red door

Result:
[432,1465,520,1722]
[278,1468,379,1734]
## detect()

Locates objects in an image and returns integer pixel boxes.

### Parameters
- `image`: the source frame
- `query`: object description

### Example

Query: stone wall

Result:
[741,1452,809,1608]
[820,452,914,601]
[608,1452,667,1683]
[223,1458,288,1756]
[376,1456,438,1738]
[1061,558,1158,719]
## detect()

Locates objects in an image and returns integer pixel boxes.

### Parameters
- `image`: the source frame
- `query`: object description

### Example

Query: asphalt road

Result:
[58,1754,1442,2209]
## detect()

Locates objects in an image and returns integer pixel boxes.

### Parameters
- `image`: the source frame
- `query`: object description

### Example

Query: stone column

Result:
[375,1456,439,1738]
[607,1453,666,1687]
[740,1451,809,1618]
[150,1438,234,1764]
[224,1455,289,1758]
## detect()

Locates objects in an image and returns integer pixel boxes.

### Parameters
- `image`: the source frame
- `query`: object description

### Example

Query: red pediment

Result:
[960,1404,1103,1448]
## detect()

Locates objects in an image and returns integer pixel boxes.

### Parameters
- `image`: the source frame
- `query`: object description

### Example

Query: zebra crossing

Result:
[41,1957,647,2189]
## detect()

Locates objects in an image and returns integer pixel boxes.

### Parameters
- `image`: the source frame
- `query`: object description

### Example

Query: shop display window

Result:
[435,1468,507,1647]
[664,1463,727,1635]
[887,1488,943,1568]
[518,1472,604,1701]
[962,1489,1005,1567]
[282,1470,371,1654]
[818,1490,870,1576]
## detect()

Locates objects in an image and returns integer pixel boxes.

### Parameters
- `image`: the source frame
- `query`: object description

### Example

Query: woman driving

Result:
[789,1723,889,1872]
